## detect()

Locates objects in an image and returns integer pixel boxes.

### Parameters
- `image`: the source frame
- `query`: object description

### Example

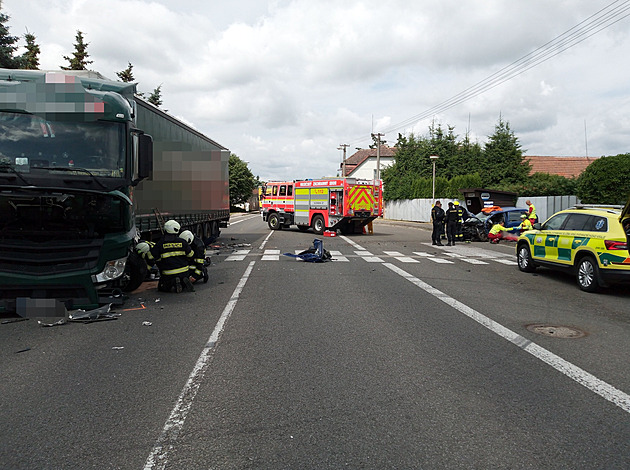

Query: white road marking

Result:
[329,250,349,262]
[384,262,630,415]
[261,249,280,261]
[462,258,488,265]
[493,259,517,265]
[428,258,454,264]
[144,261,256,470]
[413,252,435,257]
[259,230,274,250]
[225,250,250,262]
[340,235,364,251]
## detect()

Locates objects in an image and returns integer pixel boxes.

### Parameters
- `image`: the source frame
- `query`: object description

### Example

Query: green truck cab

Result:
[0,69,153,312]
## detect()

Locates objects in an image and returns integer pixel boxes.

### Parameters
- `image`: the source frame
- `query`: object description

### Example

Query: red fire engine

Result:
[261,178,383,235]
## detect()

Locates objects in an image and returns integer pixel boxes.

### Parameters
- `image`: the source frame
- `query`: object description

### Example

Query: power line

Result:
[346,0,630,147]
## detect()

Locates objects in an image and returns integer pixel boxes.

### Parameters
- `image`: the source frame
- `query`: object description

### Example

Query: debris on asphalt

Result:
[112,346,124,350]
[283,239,332,263]
[38,318,67,327]
[142,321,153,326]
[2,317,28,325]
[15,347,31,354]
[68,304,120,323]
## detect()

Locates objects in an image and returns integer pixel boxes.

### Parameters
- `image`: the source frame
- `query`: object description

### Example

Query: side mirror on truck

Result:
[133,133,153,186]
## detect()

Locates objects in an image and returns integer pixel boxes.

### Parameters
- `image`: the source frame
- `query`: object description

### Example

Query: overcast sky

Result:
[2,0,630,181]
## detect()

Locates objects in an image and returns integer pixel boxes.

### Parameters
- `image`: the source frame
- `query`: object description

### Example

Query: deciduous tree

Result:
[229,154,256,207]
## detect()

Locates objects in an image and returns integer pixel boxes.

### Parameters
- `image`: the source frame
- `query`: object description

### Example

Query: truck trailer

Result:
[0,69,229,313]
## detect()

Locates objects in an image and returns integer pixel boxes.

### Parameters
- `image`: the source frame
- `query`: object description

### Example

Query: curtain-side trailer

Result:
[0,69,229,313]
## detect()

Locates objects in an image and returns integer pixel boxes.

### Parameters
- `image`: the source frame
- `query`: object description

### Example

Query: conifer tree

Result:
[20,30,40,69]
[0,12,20,68]
[147,84,163,107]
[116,62,135,82]
[61,30,93,70]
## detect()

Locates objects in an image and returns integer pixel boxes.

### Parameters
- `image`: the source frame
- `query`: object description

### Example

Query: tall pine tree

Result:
[0,12,20,68]
[61,30,93,70]
[116,62,135,82]
[20,31,40,69]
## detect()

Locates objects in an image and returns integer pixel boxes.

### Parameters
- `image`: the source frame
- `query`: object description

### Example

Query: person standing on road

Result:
[445,202,459,246]
[526,200,538,225]
[430,201,445,246]
[150,220,195,293]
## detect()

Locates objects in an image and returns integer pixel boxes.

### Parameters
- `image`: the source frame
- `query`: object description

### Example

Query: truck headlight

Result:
[92,257,128,283]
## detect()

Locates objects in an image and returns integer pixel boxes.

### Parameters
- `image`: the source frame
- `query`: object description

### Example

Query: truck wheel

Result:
[576,256,600,293]
[122,252,147,292]
[312,215,325,235]
[517,244,536,273]
[268,213,282,230]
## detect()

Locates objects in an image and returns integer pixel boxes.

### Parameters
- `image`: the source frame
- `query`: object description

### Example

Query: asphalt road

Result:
[1,213,630,469]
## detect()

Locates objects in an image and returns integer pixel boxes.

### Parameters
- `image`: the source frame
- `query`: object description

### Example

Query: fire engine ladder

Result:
[152,208,165,233]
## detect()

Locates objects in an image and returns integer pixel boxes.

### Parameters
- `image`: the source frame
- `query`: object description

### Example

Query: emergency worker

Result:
[150,220,195,293]
[430,201,445,246]
[180,230,209,283]
[526,200,538,225]
[136,241,156,267]
[488,221,518,244]
[445,202,459,246]
[454,201,465,242]
[516,214,533,233]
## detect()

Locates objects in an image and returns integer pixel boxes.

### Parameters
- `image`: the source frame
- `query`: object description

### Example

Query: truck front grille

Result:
[0,239,102,275]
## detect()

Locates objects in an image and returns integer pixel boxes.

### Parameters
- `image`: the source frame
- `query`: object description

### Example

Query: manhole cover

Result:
[526,324,587,339]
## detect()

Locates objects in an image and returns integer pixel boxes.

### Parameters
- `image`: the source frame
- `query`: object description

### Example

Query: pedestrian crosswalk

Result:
[221,246,517,266]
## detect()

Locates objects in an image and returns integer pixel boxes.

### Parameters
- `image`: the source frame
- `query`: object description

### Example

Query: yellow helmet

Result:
[453,201,460,206]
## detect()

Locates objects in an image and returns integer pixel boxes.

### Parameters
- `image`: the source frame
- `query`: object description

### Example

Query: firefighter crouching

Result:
[149,220,195,293]
[180,230,209,284]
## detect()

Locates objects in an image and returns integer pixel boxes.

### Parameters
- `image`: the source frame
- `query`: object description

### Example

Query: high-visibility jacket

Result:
[149,233,194,277]
[490,224,509,235]
[518,219,533,231]
[528,203,537,221]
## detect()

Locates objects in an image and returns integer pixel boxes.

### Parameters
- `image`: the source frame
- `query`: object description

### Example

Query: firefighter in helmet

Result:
[454,201,465,243]
[150,220,195,293]
[180,230,209,283]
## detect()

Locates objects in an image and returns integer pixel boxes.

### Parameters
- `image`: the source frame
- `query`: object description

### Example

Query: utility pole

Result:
[338,144,349,177]
[371,132,384,180]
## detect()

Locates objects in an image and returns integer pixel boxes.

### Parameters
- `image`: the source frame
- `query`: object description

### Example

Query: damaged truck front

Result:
[0,69,152,312]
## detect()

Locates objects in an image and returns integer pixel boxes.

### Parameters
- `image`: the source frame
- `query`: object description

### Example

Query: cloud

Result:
[3,0,630,180]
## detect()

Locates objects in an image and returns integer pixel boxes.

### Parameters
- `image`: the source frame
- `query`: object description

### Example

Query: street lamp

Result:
[429,155,439,203]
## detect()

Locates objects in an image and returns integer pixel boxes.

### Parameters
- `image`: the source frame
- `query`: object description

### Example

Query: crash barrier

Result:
[384,195,579,223]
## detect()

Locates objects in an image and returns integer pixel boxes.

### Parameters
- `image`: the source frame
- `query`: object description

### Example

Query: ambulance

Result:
[261,178,383,235]
[516,198,630,292]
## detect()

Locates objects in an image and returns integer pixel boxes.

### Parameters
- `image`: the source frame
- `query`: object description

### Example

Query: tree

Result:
[482,117,530,187]
[0,12,20,68]
[116,62,135,82]
[19,31,40,69]
[61,30,93,70]
[229,154,256,207]
[576,154,630,204]
[147,84,163,107]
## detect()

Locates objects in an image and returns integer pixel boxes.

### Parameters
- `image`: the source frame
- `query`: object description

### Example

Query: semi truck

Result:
[0,69,230,313]
[261,178,383,234]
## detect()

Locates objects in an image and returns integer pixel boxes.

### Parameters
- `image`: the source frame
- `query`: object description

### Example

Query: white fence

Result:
[384,196,579,223]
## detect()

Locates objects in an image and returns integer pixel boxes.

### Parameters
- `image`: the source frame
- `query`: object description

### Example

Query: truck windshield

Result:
[0,111,125,177]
